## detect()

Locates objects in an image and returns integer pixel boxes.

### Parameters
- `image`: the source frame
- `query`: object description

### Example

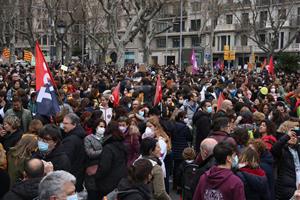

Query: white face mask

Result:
[183,118,189,124]
[179,100,184,104]
[59,123,64,129]
[96,127,105,137]
[142,127,155,139]
[66,193,78,200]
[271,88,276,93]
[119,126,127,133]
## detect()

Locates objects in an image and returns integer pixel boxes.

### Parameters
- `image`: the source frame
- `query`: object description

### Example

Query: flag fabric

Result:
[261,58,267,69]
[190,49,199,74]
[35,41,60,116]
[2,48,10,59]
[153,75,162,106]
[217,92,225,111]
[248,62,253,72]
[267,56,275,75]
[112,82,120,107]
[220,61,225,72]
[24,50,32,62]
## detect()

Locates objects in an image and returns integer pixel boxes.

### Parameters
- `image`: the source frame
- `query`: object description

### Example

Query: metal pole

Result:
[81,24,84,64]
[61,38,64,65]
[165,28,168,65]
[179,0,183,71]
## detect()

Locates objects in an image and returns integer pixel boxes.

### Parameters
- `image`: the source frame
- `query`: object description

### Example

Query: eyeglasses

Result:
[39,137,53,142]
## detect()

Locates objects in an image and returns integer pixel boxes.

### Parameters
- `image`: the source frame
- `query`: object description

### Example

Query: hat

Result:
[260,87,268,95]
[182,147,196,160]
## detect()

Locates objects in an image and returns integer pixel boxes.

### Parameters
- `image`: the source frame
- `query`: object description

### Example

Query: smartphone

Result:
[292,127,300,136]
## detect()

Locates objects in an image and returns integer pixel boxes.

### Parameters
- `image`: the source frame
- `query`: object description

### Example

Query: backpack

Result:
[105,188,139,200]
[182,163,200,200]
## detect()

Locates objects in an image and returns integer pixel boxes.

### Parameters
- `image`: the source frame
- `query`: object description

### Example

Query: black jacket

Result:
[2,177,42,200]
[117,178,152,200]
[0,129,22,151]
[192,111,211,153]
[271,134,300,200]
[260,150,275,200]
[95,136,128,196]
[0,169,10,199]
[61,125,86,191]
[171,121,192,160]
[236,168,271,200]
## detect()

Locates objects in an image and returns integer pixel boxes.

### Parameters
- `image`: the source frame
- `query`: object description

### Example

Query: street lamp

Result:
[57,20,66,65]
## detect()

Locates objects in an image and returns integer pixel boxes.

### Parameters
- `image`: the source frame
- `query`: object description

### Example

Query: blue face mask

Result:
[232,155,239,169]
[207,106,213,113]
[138,110,144,117]
[66,194,78,200]
[38,141,49,152]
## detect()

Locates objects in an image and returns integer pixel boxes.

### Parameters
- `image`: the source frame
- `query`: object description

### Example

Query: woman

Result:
[236,147,271,200]
[95,121,128,199]
[7,134,37,186]
[27,119,43,135]
[118,116,140,167]
[117,159,153,200]
[139,138,171,200]
[0,144,9,199]
[84,119,106,200]
[0,115,22,151]
[257,120,277,150]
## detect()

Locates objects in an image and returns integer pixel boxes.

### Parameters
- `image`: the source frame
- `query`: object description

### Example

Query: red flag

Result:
[153,75,162,106]
[268,56,274,75]
[217,92,225,111]
[35,41,56,90]
[112,82,120,107]
[261,58,267,69]
[220,61,224,72]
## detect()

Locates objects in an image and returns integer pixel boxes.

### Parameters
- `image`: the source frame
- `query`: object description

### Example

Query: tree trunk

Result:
[99,49,107,66]
[116,43,125,69]
[56,41,62,63]
[209,28,215,75]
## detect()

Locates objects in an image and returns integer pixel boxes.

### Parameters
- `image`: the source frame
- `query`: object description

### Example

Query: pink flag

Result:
[190,49,199,74]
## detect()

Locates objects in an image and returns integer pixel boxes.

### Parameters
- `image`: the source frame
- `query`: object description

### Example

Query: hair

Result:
[38,124,62,144]
[277,120,299,134]
[28,119,43,135]
[182,147,196,160]
[260,120,276,136]
[104,121,124,141]
[0,144,7,170]
[248,139,267,155]
[140,138,158,156]
[212,117,229,131]
[64,113,80,126]
[128,159,153,183]
[213,141,235,165]
[9,134,38,159]
[175,110,186,122]
[39,170,76,200]
[118,116,130,125]
[239,147,260,169]
[231,128,249,146]
[4,115,21,130]
[12,95,22,103]
[24,158,44,178]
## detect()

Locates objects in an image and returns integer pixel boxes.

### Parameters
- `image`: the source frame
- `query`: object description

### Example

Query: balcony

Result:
[214,24,237,32]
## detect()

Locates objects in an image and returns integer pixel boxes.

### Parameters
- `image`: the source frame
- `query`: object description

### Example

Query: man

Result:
[181,92,199,125]
[214,99,234,119]
[3,158,44,200]
[193,100,213,153]
[5,96,32,132]
[61,113,86,191]
[209,117,236,146]
[38,170,77,200]
[193,142,246,200]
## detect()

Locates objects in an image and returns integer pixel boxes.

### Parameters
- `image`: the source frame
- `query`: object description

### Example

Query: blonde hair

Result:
[147,116,172,152]
[277,120,299,133]
[4,115,21,129]
[239,147,260,169]
[9,134,38,159]
[0,144,7,170]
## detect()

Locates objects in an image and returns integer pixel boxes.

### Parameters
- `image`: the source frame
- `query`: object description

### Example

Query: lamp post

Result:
[179,0,183,71]
[57,20,66,65]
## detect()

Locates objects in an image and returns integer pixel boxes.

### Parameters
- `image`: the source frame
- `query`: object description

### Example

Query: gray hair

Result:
[64,113,80,125]
[38,170,76,200]
[4,115,21,129]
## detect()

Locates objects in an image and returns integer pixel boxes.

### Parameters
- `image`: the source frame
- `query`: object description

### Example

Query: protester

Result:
[0,115,22,151]
[0,143,9,199]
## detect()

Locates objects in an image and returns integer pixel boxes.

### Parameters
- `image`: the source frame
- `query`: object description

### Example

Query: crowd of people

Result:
[0,62,300,200]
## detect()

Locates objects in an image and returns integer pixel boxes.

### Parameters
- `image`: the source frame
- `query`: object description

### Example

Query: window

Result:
[173,37,184,47]
[190,19,201,31]
[298,7,300,25]
[242,13,249,25]
[296,33,300,43]
[191,36,201,47]
[50,35,55,46]
[191,2,201,12]
[156,22,168,32]
[226,15,233,24]
[42,35,47,45]
[221,36,227,50]
[279,9,286,20]
[280,32,284,48]
[241,35,248,46]
[173,21,185,32]
[259,34,266,44]
[156,38,166,48]
[260,11,268,27]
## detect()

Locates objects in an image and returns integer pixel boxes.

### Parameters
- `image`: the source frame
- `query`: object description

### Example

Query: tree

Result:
[232,0,300,57]
[277,52,300,72]
[99,0,166,68]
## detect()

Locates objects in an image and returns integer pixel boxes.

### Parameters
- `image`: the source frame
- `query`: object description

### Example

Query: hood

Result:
[260,150,274,165]
[69,125,86,139]
[203,166,235,189]
[118,178,151,200]
[240,167,265,177]
[11,177,42,199]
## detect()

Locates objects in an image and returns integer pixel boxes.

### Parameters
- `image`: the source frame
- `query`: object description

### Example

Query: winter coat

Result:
[95,136,128,197]
[7,152,30,187]
[117,178,152,200]
[0,129,22,151]
[260,150,275,200]
[208,130,237,147]
[236,167,271,200]
[61,125,86,191]
[193,166,245,200]
[271,134,300,200]
[84,134,102,191]
[0,169,10,199]
[2,177,42,200]
[171,121,191,160]
[5,108,32,132]
[192,111,211,153]
[35,144,71,172]
[123,126,140,167]
[180,100,199,123]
